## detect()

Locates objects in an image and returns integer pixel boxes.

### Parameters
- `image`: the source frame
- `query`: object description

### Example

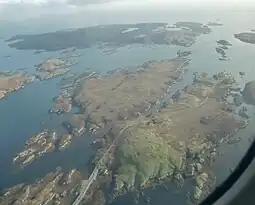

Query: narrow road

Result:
[72,122,137,205]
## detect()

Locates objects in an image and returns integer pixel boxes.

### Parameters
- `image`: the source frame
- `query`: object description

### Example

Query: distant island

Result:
[234,32,255,44]
[6,22,212,51]
[207,22,223,27]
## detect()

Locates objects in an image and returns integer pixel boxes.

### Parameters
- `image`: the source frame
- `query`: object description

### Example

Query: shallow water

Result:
[0,9,254,205]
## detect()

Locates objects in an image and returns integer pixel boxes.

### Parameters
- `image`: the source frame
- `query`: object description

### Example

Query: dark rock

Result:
[220,45,229,50]
[242,81,255,105]
[229,87,241,92]
[216,40,232,46]
[177,50,192,57]
[200,116,213,125]
[184,163,195,178]
[173,173,184,188]
[63,114,86,135]
[239,107,249,119]
[215,47,226,56]
[239,72,245,76]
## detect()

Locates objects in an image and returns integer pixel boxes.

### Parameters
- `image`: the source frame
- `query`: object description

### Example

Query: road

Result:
[72,122,137,205]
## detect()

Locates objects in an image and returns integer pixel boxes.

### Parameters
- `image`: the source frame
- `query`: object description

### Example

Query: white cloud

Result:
[0,0,254,21]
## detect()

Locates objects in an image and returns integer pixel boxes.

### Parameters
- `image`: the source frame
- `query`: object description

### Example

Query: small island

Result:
[234,32,255,44]
[217,40,232,47]
[13,131,73,167]
[35,58,72,80]
[0,72,35,99]
[207,22,223,27]
[215,40,232,61]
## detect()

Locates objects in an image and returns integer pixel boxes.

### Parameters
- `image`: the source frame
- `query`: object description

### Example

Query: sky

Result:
[0,0,254,21]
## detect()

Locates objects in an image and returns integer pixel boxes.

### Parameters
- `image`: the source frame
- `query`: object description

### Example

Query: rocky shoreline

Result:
[215,40,232,61]
[0,73,35,100]
[3,55,251,205]
[12,131,74,167]
[234,32,255,44]
[7,22,212,51]
[35,58,76,81]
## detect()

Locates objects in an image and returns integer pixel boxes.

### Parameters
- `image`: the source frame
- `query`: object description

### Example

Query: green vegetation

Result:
[114,123,184,191]
[7,22,212,51]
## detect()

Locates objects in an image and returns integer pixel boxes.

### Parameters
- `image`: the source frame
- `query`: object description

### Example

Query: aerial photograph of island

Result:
[0,0,255,205]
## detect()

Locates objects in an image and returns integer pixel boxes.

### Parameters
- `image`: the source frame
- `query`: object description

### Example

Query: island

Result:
[13,131,73,167]
[56,59,245,203]
[35,58,72,80]
[4,52,248,205]
[207,22,223,27]
[215,40,232,61]
[217,40,232,47]
[0,168,84,205]
[6,22,212,51]
[0,72,35,99]
[234,32,255,44]
[14,57,190,168]
[4,66,248,205]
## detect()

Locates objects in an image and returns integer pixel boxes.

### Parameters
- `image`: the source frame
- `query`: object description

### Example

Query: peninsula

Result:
[234,32,255,44]
[0,73,35,99]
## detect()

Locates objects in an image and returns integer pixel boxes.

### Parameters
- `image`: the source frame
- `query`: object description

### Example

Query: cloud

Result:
[0,0,254,21]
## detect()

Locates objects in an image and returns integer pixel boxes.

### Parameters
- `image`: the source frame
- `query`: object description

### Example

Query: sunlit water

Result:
[0,9,255,205]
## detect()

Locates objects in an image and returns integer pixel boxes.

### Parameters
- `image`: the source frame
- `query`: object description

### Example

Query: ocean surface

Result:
[0,9,255,204]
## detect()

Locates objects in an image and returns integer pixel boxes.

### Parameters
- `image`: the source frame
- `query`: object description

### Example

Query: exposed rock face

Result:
[242,81,255,105]
[193,172,209,200]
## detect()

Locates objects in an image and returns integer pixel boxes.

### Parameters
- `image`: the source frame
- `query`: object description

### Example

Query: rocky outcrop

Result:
[193,172,209,201]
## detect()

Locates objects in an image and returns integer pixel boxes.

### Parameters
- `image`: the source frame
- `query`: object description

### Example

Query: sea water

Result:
[0,9,254,204]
